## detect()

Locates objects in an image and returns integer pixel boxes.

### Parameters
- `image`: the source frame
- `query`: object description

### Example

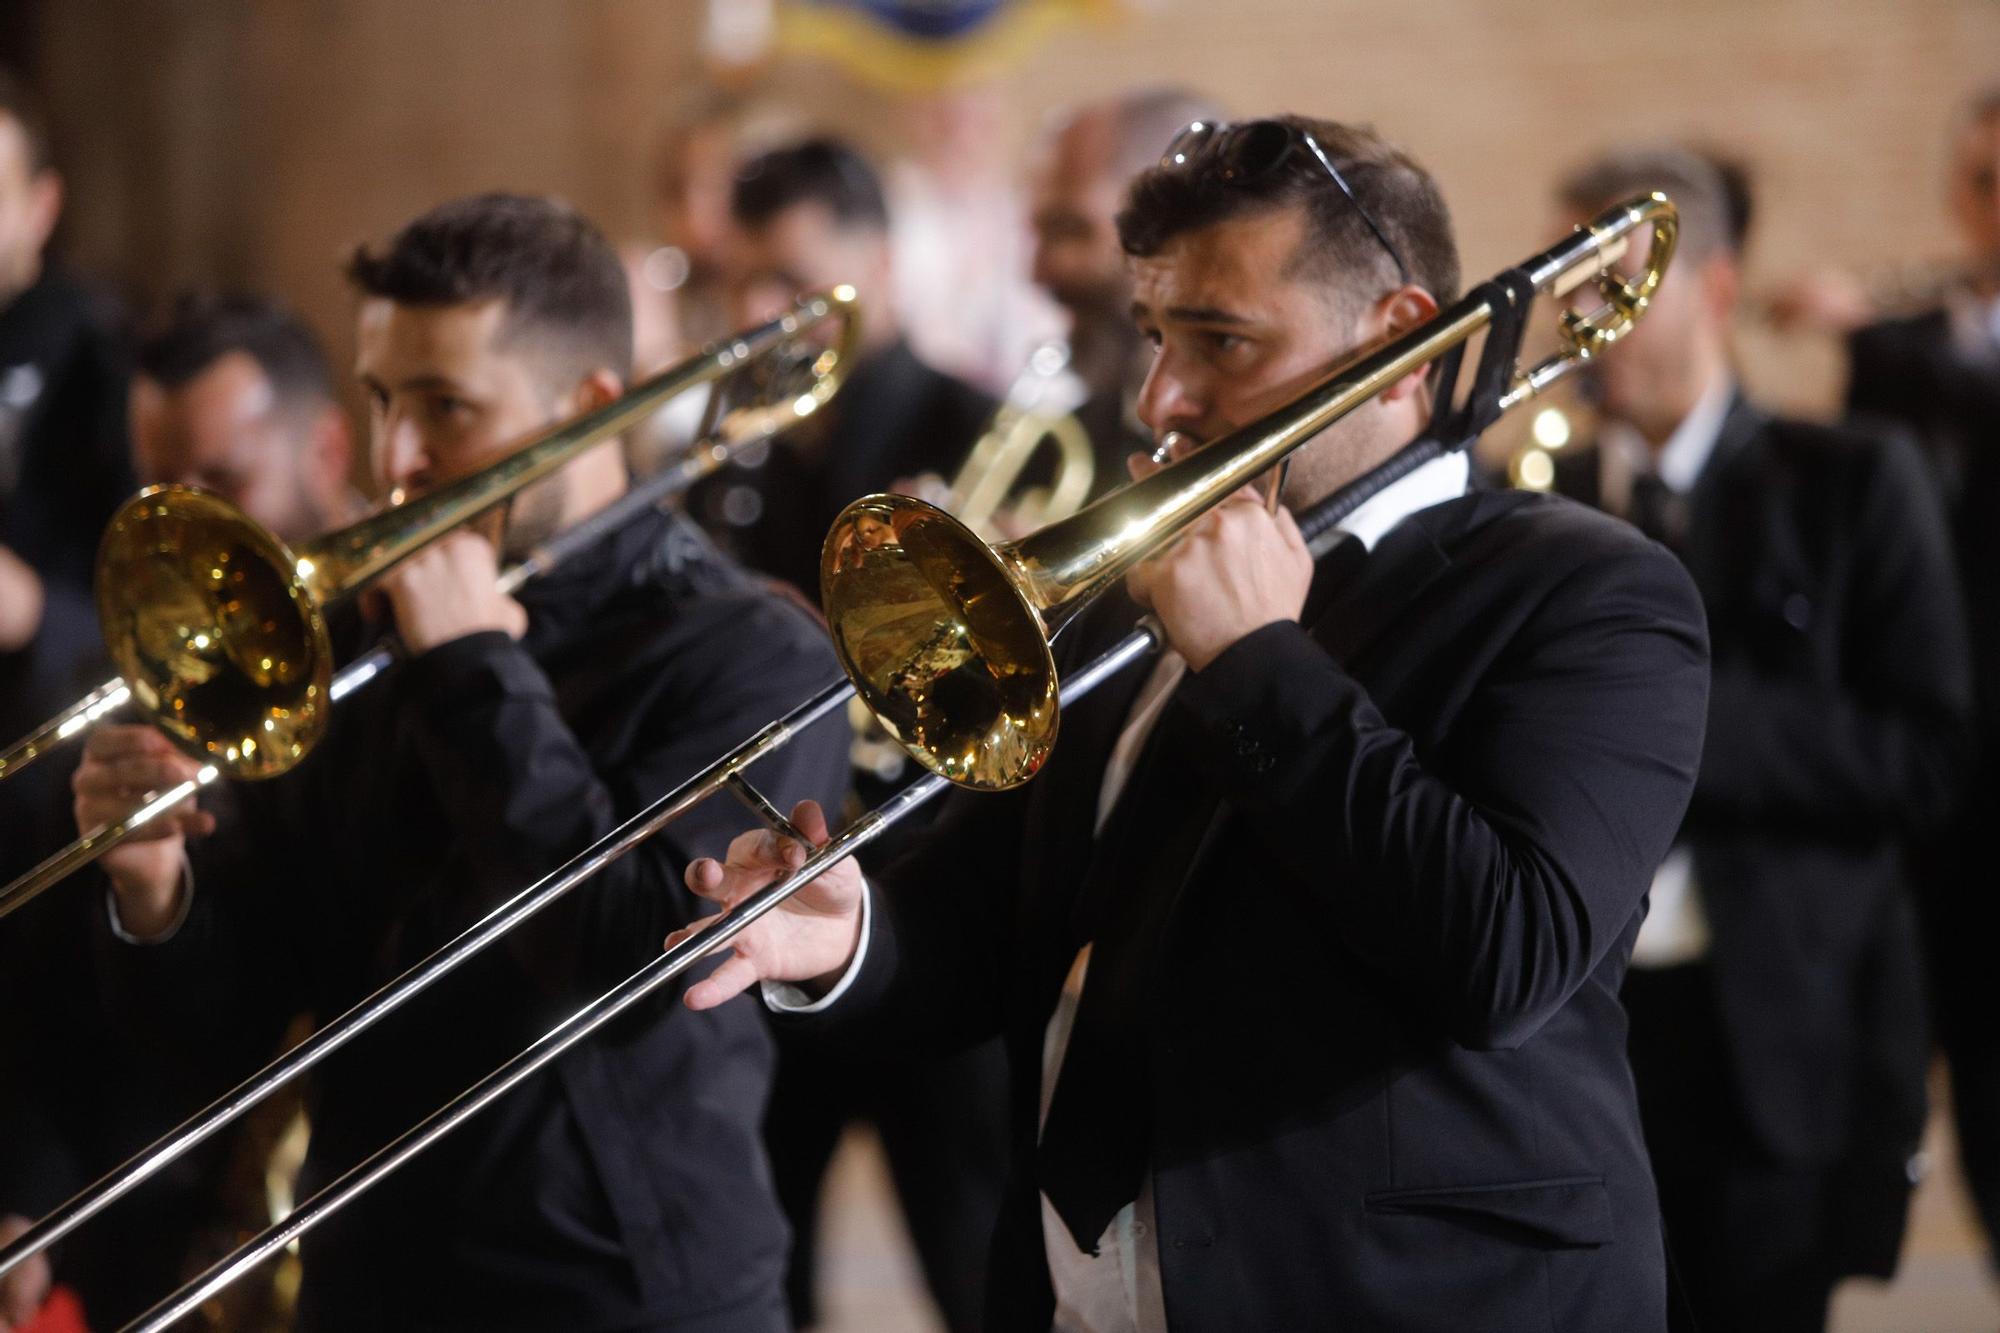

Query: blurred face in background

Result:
[1030,109,1132,322]
[0,113,60,304]
[656,119,739,276]
[130,352,351,544]
[1950,111,2000,264]
[1570,215,1739,447]
[728,202,894,350]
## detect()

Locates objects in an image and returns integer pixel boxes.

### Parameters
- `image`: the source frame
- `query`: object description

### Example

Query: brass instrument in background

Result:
[0,288,861,918]
[945,340,1096,539]
[0,195,1674,1330]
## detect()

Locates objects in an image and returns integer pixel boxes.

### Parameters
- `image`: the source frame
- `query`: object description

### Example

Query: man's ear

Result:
[1371,285,1441,405]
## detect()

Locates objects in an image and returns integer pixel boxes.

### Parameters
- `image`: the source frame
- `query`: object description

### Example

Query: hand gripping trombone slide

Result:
[0,194,1673,1329]
[0,288,861,919]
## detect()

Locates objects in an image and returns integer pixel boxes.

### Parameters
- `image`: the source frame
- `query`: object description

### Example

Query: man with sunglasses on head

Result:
[672,115,1709,1331]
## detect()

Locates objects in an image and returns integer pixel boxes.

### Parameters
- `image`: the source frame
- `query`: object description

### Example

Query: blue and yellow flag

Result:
[777,0,1123,89]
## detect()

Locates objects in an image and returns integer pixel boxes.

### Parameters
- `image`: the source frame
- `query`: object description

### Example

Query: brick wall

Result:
[26,0,2000,429]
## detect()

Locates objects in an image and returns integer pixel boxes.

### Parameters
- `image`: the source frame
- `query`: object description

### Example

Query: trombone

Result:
[0,194,1674,1330]
[944,340,1097,539]
[0,288,860,919]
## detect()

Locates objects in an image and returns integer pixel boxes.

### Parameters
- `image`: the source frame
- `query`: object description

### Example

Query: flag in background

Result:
[776,0,1127,89]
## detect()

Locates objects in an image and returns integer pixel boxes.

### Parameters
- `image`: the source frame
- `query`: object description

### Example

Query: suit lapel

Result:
[1683,394,1768,603]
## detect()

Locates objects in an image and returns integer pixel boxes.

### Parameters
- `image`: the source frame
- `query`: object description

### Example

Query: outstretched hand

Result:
[670,799,866,1011]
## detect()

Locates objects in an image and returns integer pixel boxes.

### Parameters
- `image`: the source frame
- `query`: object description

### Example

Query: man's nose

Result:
[1134,353,1202,444]
[378,409,430,498]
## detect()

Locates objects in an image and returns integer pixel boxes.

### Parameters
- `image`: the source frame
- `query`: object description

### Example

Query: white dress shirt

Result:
[767,449,1473,1331]
[1599,375,1733,969]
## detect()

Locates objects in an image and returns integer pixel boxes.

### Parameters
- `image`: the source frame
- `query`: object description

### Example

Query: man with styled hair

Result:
[674,114,1710,1330]
[1556,146,1968,1331]
[69,193,849,1330]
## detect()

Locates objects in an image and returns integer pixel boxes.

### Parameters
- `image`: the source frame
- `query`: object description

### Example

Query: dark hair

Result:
[139,293,335,411]
[346,192,632,388]
[1559,147,1736,261]
[1117,114,1459,311]
[732,138,889,234]
[0,66,55,176]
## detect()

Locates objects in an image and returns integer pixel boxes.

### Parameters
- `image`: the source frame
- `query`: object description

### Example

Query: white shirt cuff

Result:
[105,855,194,945]
[760,878,872,1014]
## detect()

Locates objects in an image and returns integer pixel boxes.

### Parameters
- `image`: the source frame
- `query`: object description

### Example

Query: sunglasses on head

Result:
[1161,119,1412,285]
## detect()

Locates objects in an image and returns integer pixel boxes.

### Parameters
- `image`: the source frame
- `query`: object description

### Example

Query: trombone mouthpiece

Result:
[1151,431,1189,466]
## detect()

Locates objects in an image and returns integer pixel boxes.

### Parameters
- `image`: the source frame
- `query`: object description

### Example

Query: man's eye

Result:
[1206,332,1246,355]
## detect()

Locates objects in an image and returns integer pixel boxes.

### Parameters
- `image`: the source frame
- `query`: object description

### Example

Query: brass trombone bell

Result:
[820,194,1677,792]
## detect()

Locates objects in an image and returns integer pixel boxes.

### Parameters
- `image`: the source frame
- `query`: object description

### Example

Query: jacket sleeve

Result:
[88,780,315,1112]
[1694,435,1971,836]
[1167,541,1711,1051]
[393,596,852,1002]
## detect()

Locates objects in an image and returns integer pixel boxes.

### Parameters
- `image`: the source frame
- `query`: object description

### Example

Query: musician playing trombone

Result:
[69,195,849,1332]
[677,115,1713,1331]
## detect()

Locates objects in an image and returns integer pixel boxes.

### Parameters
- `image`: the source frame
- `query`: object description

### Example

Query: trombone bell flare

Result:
[95,486,333,781]
[821,496,1059,790]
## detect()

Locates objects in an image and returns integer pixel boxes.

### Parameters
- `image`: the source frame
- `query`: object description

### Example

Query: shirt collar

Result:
[1334,448,1471,552]
[1600,373,1735,496]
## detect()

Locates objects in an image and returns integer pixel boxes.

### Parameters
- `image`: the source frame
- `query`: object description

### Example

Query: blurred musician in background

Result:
[1841,87,2000,1267]
[691,137,993,604]
[68,194,849,1331]
[2,293,344,1332]
[1555,148,1971,1331]
[1029,88,1222,496]
[676,113,1711,1330]
[0,67,133,870]
[697,135,1011,1333]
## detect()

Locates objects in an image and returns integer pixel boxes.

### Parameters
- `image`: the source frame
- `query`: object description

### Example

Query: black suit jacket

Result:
[1555,399,1969,1175]
[92,511,851,1331]
[798,487,1710,1331]
[1847,310,2000,747]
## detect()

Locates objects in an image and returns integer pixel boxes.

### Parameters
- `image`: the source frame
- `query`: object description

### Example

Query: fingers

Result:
[683,815,812,909]
[682,950,766,1011]
[75,753,198,794]
[81,724,183,762]
[790,799,831,846]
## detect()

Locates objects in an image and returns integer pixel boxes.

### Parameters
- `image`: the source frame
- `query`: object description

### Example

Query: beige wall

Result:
[27,0,2000,436]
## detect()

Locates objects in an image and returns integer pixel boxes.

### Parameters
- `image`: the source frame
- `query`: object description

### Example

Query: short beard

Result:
[499,472,568,561]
